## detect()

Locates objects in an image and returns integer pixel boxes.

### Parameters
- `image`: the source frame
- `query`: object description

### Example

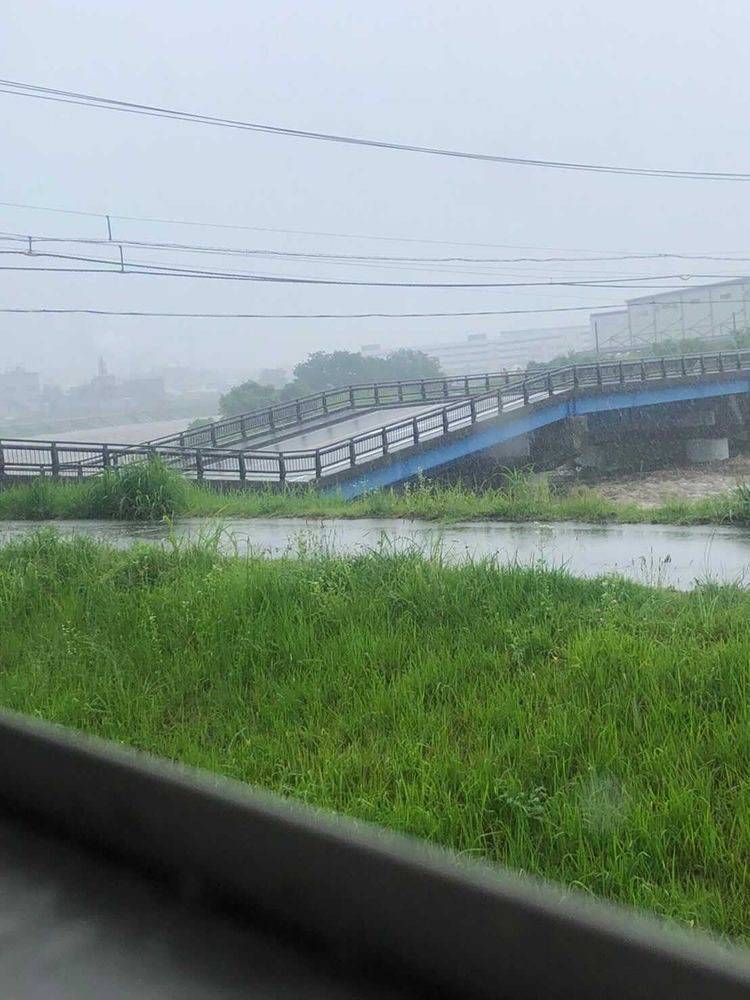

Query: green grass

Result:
[3,530,750,942]
[2,465,749,526]
[0,460,188,521]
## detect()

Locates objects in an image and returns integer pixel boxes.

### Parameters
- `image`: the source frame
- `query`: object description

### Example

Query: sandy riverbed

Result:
[578,456,750,507]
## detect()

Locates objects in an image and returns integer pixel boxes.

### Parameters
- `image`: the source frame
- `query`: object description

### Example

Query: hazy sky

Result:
[2,0,749,382]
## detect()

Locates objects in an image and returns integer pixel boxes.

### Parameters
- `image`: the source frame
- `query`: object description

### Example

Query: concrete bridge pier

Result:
[577,444,613,471]
[685,437,730,463]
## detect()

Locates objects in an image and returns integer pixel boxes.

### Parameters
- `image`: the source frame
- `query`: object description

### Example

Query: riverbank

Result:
[3,517,750,589]
[2,530,750,942]
[2,467,750,526]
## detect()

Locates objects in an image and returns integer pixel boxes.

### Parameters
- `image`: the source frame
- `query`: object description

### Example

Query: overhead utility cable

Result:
[1,79,748,181]
[1,199,747,256]
[2,231,748,266]
[0,250,731,289]
[0,303,702,319]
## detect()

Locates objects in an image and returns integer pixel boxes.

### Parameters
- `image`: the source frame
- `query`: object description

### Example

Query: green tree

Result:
[218,380,278,416]
[383,348,442,380]
[279,349,441,399]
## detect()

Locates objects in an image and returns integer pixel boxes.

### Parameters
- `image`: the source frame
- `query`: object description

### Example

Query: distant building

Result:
[592,277,750,350]
[155,365,234,394]
[118,376,165,404]
[0,366,41,416]
[363,325,591,375]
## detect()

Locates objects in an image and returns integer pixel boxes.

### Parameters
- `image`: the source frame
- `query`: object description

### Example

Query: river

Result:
[21,418,193,443]
[2,517,750,590]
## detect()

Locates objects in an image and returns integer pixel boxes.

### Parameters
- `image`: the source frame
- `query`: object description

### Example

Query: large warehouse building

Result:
[362,323,591,375]
[591,277,750,350]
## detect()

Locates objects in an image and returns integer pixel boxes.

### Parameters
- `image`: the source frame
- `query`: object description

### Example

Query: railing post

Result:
[442,408,450,434]
[680,356,687,377]
[469,399,477,423]
[381,428,389,455]
[496,390,503,413]
[596,365,603,388]
[504,371,510,386]
[464,376,470,395]
[572,366,579,389]
[547,374,554,397]
[179,432,185,447]
[640,360,646,381]
[0,442,4,478]
[699,354,705,374]
[314,449,322,478]
[485,373,490,391]
[522,383,530,405]
[412,416,420,444]
[349,386,355,407]
[619,362,625,385]
[398,382,404,403]
[102,444,110,469]
[278,455,287,482]
[348,440,356,467]
[421,381,427,401]
[195,450,204,481]
[237,452,247,482]
[50,442,60,479]
[718,353,725,372]
[321,392,329,414]
[240,415,248,438]
[660,357,667,379]
[296,401,302,423]
[374,384,380,405]
[443,379,449,399]
[209,425,217,447]
[267,408,275,432]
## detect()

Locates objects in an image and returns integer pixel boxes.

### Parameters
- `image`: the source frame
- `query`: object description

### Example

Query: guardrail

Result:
[146,369,530,449]
[2,351,749,486]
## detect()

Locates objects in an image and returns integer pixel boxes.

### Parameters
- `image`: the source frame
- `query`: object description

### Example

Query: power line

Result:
[0,250,730,288]
[1,78,748,181]
[1,199,747,258]
[2,230,749,267]
[0,304,663,319]
[2,299,747,319]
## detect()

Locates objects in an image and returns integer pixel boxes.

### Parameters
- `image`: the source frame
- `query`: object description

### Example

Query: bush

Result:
[81,459,188,521]
[8,477,60,519]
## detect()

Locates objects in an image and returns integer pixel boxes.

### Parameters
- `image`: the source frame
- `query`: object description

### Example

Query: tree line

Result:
[218,349,442,417]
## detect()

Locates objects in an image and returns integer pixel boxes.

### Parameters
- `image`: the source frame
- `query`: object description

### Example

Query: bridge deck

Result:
[2,353,749,489]
[258,403,452,453]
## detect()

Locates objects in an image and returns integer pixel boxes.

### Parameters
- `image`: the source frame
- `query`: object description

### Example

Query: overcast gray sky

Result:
[2,0,748,382]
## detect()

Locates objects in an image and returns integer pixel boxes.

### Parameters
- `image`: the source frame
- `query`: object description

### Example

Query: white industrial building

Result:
[591,277,750,351]
[362,324,591,375]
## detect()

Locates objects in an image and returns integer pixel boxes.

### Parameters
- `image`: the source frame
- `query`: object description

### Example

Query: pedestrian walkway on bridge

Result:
[2,351,749,496]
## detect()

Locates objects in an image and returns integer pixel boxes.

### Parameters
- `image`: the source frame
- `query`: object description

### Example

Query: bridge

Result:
[2,350,750,496]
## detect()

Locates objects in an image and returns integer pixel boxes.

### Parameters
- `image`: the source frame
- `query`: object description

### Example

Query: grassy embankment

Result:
[1,461,750,525]
[2,530,750,942]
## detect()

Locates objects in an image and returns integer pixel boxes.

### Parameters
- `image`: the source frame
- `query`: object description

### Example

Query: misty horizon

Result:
[1,0,748,383]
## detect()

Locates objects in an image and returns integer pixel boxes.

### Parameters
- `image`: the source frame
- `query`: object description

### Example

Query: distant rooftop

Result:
[628,276,750,306]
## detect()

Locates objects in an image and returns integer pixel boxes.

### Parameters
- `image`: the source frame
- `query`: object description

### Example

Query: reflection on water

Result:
[1,517,750,590]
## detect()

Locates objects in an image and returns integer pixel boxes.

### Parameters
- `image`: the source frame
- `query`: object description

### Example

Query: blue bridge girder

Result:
[2,352,750,490]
